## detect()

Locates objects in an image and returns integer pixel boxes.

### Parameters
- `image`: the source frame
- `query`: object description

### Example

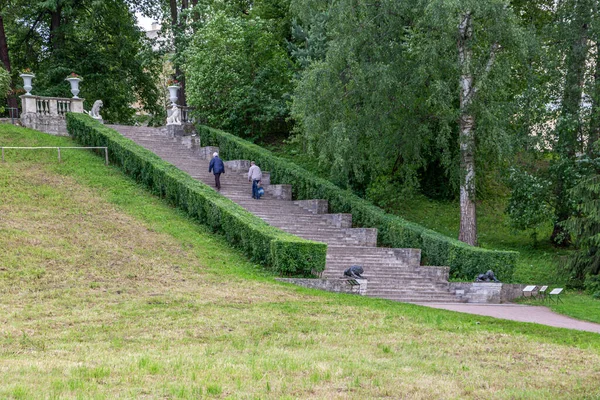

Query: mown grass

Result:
[2,125,600,399]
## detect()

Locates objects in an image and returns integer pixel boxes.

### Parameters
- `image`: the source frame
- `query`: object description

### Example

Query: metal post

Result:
[104,148,108,165]
[57,147,61,163]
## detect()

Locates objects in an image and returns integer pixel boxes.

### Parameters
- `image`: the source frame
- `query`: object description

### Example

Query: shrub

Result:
[66,113,326,276]
[584,274,600,299]
[198,125,518,281]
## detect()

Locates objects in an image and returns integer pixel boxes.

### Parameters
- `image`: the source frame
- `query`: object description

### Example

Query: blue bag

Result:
[257,186,265,199]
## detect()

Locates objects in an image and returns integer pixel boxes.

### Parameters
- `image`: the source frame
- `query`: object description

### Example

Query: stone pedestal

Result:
[449,282,527,303]
[20,95,37,114]
[71,98,84,113]
[166,123,196,137]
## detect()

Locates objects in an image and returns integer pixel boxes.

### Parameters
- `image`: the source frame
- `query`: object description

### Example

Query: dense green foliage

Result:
[505,0,600,248]
[185,12,293,138]
[565,142,600,291]
[289,0,525,196]
[2,0,162,123]
[66,113,326,276]
[505,167,553,242]
[0,66,10,112]
[199,124,518,281]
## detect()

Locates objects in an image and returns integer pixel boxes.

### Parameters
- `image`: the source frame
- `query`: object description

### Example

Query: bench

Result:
[548,288,563,303]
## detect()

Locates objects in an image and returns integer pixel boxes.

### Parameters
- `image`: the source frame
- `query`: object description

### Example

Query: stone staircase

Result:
[109,125,464,303]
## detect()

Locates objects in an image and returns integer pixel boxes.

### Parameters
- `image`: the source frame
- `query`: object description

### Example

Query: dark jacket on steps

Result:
[208,156,225,174]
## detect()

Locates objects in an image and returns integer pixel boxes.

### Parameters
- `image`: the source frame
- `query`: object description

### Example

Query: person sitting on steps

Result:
[208,152,225,190]
[248,161,262,199]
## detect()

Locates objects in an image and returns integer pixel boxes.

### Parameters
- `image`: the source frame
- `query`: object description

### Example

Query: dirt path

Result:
[416,303,600,334]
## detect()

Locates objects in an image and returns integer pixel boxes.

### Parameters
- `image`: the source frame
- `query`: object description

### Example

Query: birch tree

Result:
[418,0,524,246]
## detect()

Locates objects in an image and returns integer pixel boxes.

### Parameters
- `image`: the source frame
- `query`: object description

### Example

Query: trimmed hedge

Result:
[198,125,519,281]
[66,113,326,276]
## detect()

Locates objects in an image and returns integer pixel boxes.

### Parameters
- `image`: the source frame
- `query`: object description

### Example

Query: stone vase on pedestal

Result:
[168,85,179,105]
[19,73,35,95]
[66,77,82,98]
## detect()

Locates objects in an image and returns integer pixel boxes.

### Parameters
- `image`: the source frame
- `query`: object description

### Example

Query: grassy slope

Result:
[2,125,600,398]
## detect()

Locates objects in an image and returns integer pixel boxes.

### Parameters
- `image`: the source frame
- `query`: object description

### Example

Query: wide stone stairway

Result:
[111,125,464,303]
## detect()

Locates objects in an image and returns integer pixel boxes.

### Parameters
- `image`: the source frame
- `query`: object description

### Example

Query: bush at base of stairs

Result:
[198,124,518,281]
[66,113,326,276]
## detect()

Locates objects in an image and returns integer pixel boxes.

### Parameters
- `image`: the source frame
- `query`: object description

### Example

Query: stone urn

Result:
[66,77,82,98]
[168,85,179,105]
[19,73,35,95]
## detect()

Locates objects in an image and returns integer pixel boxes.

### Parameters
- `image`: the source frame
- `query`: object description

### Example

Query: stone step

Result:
[110,125,462,304]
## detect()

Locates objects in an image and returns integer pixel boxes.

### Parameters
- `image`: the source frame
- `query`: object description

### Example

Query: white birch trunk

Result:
[458,12,477,246]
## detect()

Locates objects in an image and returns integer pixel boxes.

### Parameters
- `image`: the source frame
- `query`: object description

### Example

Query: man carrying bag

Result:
[247,161,262,199]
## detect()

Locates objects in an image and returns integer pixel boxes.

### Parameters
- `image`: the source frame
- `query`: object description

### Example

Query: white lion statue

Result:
[87,100,103,120]
[167,104,182,125]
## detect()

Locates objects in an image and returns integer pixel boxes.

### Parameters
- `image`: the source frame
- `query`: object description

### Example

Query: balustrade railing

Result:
[180,106,195,123]
[20,94,84,135]
[32,96,73,116]
[57,99,71,115]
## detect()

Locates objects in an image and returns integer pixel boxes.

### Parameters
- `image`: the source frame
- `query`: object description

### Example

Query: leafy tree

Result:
[0,64,10,111]
[290,0,526,246]
[185,12,293,138]
[3,0,162,123]
[507,0,600,247]
[413,0,528,246]
[505,167,553,243]
[565,141,600,288]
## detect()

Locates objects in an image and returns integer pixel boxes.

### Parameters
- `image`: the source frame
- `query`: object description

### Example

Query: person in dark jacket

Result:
[208,152,225,190]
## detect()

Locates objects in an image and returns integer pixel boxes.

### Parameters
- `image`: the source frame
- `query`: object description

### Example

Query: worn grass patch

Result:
[1,125,600,399]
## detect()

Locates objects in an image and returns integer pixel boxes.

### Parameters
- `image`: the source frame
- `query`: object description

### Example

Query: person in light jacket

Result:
[208,152,225,190]
[247,161,262,199]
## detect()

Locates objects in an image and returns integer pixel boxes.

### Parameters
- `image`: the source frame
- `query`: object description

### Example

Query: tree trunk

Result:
[0,15,11,71]
[589,41,600,151]
[50,6,62,51]
[169,0,178,26]
[458,12,477,246]
[551,3,590,246]
[177,0,188,106]
[560,23,588,156]
[170,0,187,106]
[0,15,17,112]
[191,0,199,24]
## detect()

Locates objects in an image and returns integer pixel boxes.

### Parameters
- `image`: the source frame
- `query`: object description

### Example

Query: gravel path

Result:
[415,303,600,334]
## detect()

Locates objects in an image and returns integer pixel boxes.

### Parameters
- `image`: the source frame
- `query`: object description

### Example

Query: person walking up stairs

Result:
[208,152,225,190]
[248,161,262,199]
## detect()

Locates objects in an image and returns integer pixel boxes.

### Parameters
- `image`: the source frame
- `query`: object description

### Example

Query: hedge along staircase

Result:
[110,125,464,303]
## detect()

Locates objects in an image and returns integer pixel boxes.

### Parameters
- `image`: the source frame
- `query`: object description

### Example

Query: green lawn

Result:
[2,125,600,398]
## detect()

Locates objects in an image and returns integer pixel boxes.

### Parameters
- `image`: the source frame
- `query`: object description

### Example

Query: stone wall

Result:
[294,199,329,214]
[21,113,69,136]
[20,95,85,136]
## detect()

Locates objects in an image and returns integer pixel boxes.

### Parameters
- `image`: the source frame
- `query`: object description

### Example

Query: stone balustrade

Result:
[20,95,85,136]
